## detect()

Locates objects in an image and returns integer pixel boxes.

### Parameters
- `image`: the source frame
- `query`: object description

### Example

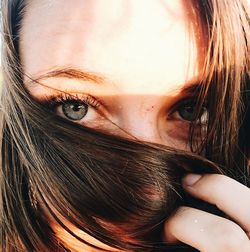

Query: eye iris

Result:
[178,104,208,122]
[179,105,197,121]
[62,101,88,120]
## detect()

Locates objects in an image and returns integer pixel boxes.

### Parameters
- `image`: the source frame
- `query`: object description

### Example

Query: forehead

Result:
[20,0,203,91]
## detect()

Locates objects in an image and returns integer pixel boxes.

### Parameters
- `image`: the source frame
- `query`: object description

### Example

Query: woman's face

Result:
[20,0,205,251]
[21,0,205,150]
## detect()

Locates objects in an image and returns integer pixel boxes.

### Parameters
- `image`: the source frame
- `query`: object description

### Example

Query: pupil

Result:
[73,104,80,111]
[179,105,196,121]
[62,101,88,121]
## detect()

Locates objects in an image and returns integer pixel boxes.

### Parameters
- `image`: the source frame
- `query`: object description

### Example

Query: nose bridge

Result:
[117,97,162,143]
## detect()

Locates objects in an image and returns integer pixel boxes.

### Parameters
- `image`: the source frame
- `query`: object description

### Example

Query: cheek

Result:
[162,118,207,152]
[158,119,190,151]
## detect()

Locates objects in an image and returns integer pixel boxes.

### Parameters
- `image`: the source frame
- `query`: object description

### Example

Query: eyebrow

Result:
[26,67,203,96]
[26,67,107,86]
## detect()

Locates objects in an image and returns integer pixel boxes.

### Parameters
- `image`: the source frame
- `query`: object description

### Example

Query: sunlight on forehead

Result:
[21,0,203,97]
[25,67,202,98]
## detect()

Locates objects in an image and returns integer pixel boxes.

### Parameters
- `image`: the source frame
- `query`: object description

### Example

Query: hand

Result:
[164,174,250,252]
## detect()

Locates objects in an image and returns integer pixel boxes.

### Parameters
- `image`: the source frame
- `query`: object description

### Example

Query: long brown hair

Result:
[1,0,249,251]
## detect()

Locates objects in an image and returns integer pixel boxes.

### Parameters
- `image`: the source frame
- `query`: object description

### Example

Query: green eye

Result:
[62,101,88,121]
[178,105,196,121]
[178,104,208,123]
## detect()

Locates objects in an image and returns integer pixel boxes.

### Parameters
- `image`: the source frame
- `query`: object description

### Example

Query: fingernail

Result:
[182,173,202,186]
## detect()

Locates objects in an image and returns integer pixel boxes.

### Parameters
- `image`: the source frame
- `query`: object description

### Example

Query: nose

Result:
[120,118,162,144]
[115,97,163,144]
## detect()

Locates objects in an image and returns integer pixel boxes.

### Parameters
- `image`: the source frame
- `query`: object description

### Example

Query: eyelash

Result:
[42,93,102,112]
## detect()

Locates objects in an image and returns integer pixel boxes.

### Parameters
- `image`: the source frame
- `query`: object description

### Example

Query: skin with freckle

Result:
[20,0,205,150]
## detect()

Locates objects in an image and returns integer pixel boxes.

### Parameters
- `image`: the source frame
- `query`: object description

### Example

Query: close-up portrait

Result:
[0,0,250,251]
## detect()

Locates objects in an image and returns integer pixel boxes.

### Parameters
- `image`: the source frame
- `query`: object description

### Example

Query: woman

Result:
[1,0,249,251]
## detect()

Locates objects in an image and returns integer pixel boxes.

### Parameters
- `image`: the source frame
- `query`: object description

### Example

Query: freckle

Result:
[146,106,154,112]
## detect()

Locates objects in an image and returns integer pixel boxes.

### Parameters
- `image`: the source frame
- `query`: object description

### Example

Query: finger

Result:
[182,173,250,236]
[164,206,250,252]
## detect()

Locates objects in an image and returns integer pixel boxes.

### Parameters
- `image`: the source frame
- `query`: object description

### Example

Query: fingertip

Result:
[182,173,202,187]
